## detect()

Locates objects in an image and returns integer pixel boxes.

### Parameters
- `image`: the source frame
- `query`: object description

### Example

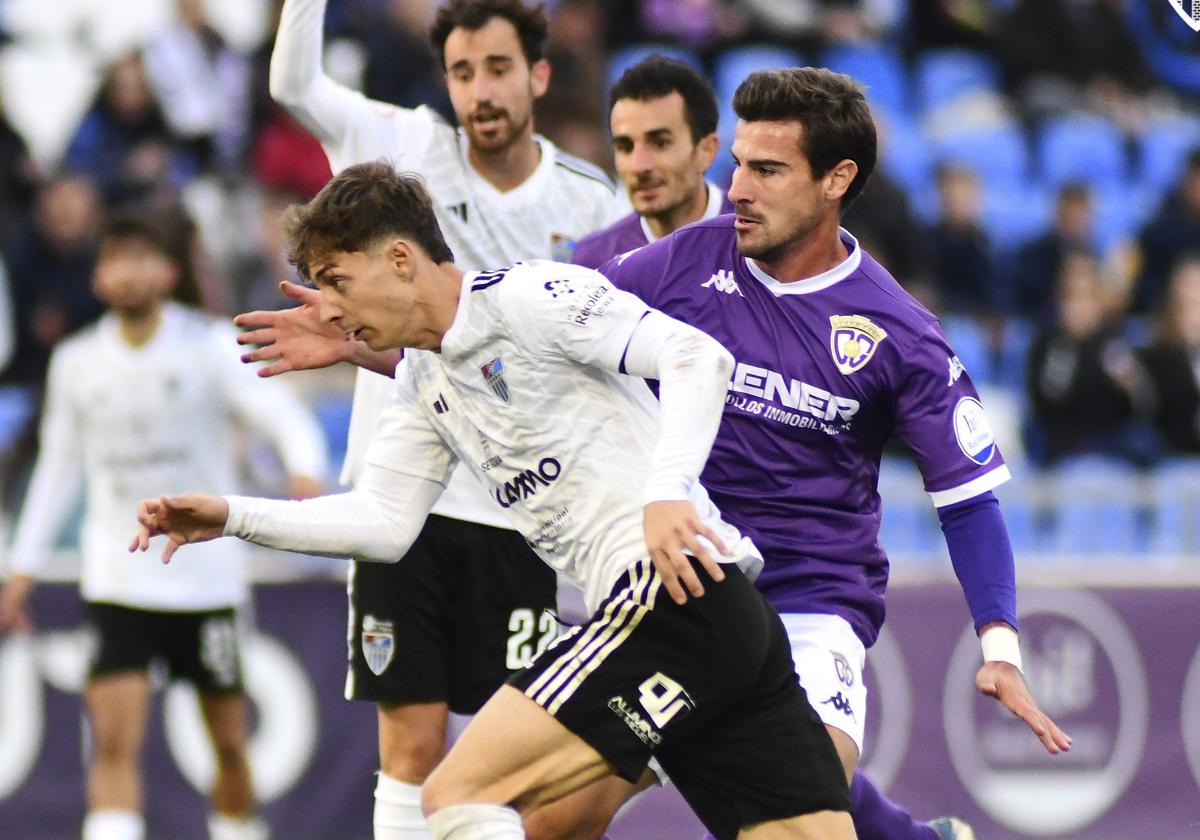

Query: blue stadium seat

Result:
[714,44,805,145]
[995,317,1034,393]
[1138,115,1200,190]
[314,394,354,473]
[1148,457,1200,557]
[982,181,1054,254]
[821,44,908,117]
[0,385,36,454]
[1091,183,1160,252]
[1044,456,1145,557]
[941,315,994,387]
[931,122,1031,188]
[1036,114,1128,189]
[606,43,703,89]
[877,112,931,196]
[877,457,941,561]
[914,48,1001,114]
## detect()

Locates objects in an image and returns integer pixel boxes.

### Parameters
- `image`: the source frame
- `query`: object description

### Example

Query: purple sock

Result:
[851,771,938,840]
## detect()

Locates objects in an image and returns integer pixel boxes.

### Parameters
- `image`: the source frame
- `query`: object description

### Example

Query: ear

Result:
[825,159,858,203]
[530,58,550,100]
[695,132,719,172]
[388,238,416,280]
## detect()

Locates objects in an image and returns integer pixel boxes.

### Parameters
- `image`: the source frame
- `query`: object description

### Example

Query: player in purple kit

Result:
[572,56,730,270]
[598,67,1071,840]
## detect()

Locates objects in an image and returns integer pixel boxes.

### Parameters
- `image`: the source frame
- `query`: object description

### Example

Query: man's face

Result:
[311,245,417,351]
[92,238,176,314]
[728,119,835,262]
[443,17,548,154]
[611,92,711,220]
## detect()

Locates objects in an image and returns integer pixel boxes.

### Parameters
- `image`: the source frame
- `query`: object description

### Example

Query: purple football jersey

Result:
[572,182,734,269]
[600,215,1010,646]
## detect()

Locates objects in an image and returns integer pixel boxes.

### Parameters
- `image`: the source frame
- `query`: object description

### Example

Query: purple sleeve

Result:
[595,236,674,304]
[894,321,1008,504]
[938,491,1019,633]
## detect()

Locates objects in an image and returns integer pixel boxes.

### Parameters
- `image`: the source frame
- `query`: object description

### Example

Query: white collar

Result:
[459,135,556,207]
[743,228,862,296]
[639,181,725,244]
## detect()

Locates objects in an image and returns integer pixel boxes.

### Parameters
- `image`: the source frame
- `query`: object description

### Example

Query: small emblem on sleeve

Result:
[829,315,887,375]
[948,355,965,385]
[481,357,510,403]
[953,396,996,465]
[833,652,855,686]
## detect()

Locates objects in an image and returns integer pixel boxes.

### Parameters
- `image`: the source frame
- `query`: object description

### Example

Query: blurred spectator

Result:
[1026,250,1151,464]
[907,0,994,53]
[0,95,40,251]
[250,107,333,199]
[142,0,255,176]
[736,0,900,48]
[64,53,198,207]
[539,0,612,167]
[605,0,744,49]
[999,0,1159,131]
[228,188,307,313]
[1011,182,1095,320]
[1134,148,1200,313]
[343,0,452,119]
[0,174,104,386]
[841,168,927,291]
[1139,255,1200,456]
[923,163,997,316]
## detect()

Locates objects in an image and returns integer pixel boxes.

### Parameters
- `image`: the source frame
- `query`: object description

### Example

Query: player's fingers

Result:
[240,345,280,365]
[280,280,316,302]
[232,313,278,332]
[679,530,724,586]
[651,549,688,605]
[236,328,277,349]
[162,539,182,565]
[694,522,729,559]
[257,359,293,378]
[667,544,705,600]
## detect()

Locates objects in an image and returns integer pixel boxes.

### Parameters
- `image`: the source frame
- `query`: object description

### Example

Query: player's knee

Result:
[379,724,445,782]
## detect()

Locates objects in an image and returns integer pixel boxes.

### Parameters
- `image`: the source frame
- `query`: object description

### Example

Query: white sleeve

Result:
[210,323,329,480]
[224,463,442,561]
[269,0,437,171]
[7,350,84,576]
[620,311,734,503]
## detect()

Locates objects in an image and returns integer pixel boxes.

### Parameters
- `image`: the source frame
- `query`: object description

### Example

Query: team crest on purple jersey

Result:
[481,357,510,403]
[1168,0,1200,32]
[829,315,887,375]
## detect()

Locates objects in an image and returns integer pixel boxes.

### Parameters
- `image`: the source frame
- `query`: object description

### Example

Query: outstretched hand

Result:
[644,500,728,605]
[976,660,1072,754]
[234,281,352,377]
[130,494,230,565]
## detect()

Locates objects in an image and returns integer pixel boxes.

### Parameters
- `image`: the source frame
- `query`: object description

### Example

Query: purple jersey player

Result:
[572,56,731,271]
[598,68,1071,840]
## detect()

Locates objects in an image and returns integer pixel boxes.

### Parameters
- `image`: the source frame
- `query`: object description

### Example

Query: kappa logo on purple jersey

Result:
[829,315,887,375]
[481,357,510,403]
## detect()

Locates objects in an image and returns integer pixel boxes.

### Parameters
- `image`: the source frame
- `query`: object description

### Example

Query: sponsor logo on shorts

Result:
[607,695,663,746]
[361,615,395,676]
[821,692,856,719]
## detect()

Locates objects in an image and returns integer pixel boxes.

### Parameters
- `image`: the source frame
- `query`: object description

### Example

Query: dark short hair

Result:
[431,0,549,68]
[283,162,454,281]
[732,67,877,209]
[609,56,719,144]
[100,212,175,258]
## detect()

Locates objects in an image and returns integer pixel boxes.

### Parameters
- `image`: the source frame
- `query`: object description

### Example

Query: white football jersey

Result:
[7,304,328,610]
[272,0,619,528]
[362,261,756,611]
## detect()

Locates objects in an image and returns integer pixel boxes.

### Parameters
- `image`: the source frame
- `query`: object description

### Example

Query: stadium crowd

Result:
[2,0,1200,556]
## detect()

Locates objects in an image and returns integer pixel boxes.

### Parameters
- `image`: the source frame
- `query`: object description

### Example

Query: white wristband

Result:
[980,625,1022,671]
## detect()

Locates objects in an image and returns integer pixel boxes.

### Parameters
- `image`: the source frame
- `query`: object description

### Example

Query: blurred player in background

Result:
[132,161,857,840]
[597,67,1072,840]
[571,55,728,269]
[0,212,328,840]
[244,0,620,837]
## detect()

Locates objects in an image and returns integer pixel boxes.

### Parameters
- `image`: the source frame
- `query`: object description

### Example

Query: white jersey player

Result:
[247,3,622,837]
[132,161,856,840]
[0,213,327,840]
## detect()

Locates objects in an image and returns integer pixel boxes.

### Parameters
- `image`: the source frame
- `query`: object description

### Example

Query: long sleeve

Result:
[269,0,372,145]
[224,462,442,561]
[619,310,734,503]
[7,351,84,576]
